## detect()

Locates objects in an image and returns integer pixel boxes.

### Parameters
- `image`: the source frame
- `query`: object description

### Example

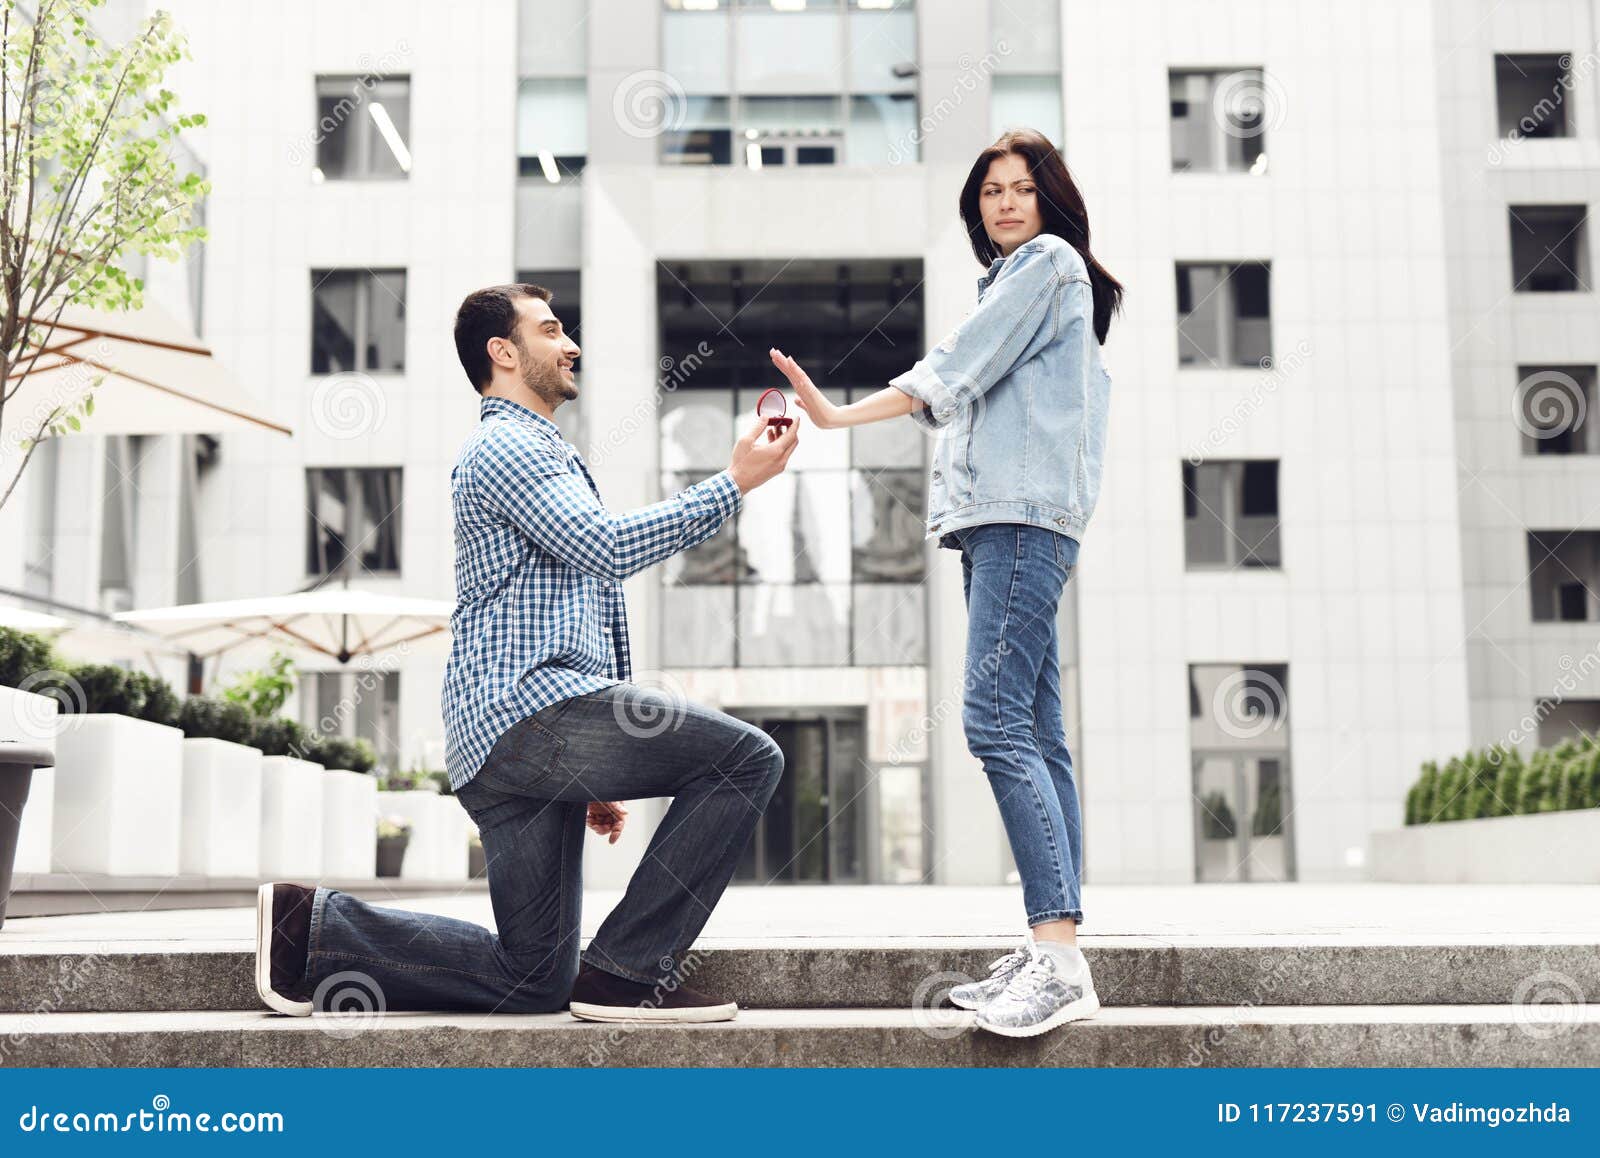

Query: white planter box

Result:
[52,714,183,876]
[1,685,59,875]
[1370,809,1600,884]
[180,738,263,878]
[381,791,468,881]
[322,769,378,879]
[259,756,325,879]
[14,767,54,874]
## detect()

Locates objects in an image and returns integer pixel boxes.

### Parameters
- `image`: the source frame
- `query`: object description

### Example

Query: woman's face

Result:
[979,152,1043,257]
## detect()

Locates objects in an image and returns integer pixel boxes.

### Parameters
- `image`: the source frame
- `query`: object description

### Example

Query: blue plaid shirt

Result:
[442,395,742,789]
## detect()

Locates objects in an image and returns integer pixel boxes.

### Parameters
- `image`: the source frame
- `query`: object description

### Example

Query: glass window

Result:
[660,0,917,167]
[661,96,734,165]
[311,270,407,373]
[1169,69,1268,174]
[852,468,925,582]
[1510,205,1591,292]
[1528,531,1600,622]
[1517,366,1598,456]
[991,75,1062,145]
[1183,460,1281,570]
[306,467,403,577]
[301,670,402,773]
[315,76,411,180]
[1496,54,1572,139]
[657,258,926,667]
[517,78,587,181]
[1176,262,1272,368]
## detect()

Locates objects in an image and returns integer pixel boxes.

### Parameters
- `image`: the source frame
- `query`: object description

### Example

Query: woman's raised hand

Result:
[769,348,843,430]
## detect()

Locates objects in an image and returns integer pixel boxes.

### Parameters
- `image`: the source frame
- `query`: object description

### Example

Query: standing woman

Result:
[768,129,1120,1038]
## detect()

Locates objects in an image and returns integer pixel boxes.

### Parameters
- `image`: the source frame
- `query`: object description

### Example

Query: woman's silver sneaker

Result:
[947,941,1032,1011]
[975,943,1100,1037]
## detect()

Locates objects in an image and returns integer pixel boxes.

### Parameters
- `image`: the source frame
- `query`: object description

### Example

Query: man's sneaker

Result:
[568,962,738,1024]
[948,941,1032,1011]
[254,882,314,1016]
[975,943,1100,1038]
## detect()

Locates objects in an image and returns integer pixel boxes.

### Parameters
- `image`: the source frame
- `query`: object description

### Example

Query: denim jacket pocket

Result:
[477,715,568,794]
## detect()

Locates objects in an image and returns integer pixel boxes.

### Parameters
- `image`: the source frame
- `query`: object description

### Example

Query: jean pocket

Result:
[477,715,568,795]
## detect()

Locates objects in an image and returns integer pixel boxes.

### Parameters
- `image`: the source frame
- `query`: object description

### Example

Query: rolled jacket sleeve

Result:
[890,237,1067,426]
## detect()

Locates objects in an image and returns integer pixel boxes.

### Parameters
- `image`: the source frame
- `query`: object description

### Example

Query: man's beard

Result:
[518,342,578,407]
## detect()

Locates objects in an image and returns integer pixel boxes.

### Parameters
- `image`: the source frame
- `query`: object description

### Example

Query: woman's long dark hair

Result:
[958,129,1123,345]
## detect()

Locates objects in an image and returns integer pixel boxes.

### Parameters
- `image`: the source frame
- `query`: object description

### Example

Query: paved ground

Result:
[3,882,1597,952]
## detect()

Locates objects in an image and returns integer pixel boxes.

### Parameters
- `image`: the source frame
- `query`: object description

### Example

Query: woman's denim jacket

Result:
[890,233,1112,546]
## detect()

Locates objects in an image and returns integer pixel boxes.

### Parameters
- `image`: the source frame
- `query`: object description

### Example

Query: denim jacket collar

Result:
[976,252,1010,294]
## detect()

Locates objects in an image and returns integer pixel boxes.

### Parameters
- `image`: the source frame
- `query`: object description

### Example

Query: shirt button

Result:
[932,469,942,480]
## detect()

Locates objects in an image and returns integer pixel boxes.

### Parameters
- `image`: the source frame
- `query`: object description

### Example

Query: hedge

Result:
[1404,736,1600,825]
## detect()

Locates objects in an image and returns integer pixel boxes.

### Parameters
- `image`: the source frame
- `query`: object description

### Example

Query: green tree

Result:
[0,0,208,508]
[219,651,296,719]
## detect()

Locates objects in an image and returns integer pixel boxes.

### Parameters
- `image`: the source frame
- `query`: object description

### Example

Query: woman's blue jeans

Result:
[950,522,1084,927]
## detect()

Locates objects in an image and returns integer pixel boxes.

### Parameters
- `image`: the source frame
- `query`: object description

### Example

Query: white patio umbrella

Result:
[114,589,454,665]
[7,299,291,437]
[0,605,68,633]
[0,602,187,662]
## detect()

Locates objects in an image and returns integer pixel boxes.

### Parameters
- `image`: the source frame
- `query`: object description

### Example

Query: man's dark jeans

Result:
[296,684,783,1012]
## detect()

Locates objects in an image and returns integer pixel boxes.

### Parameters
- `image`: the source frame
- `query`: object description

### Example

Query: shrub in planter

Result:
[251,715,311,759]
[127,672,181,727]
[179,696,256,745]
[1518,752,1555,815]
[307,734,377,774]
[1489,747,1523,818]
[0,627,56,688]
[67,663,144,717]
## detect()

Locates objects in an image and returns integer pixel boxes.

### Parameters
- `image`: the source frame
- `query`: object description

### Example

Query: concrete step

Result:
[2,937,1596,1013]
[3,1004,1596,1068]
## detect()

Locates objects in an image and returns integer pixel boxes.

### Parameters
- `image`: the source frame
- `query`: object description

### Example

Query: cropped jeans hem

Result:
[1028,908,1084,927]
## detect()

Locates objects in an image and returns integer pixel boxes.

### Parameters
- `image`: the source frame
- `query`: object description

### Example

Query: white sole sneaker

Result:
[254,883,313,1017]
[976,990,1101,1038]
[569,1000,738,1024]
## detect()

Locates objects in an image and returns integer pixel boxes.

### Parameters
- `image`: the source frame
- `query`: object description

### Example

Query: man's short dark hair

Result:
[454,283,552,393]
